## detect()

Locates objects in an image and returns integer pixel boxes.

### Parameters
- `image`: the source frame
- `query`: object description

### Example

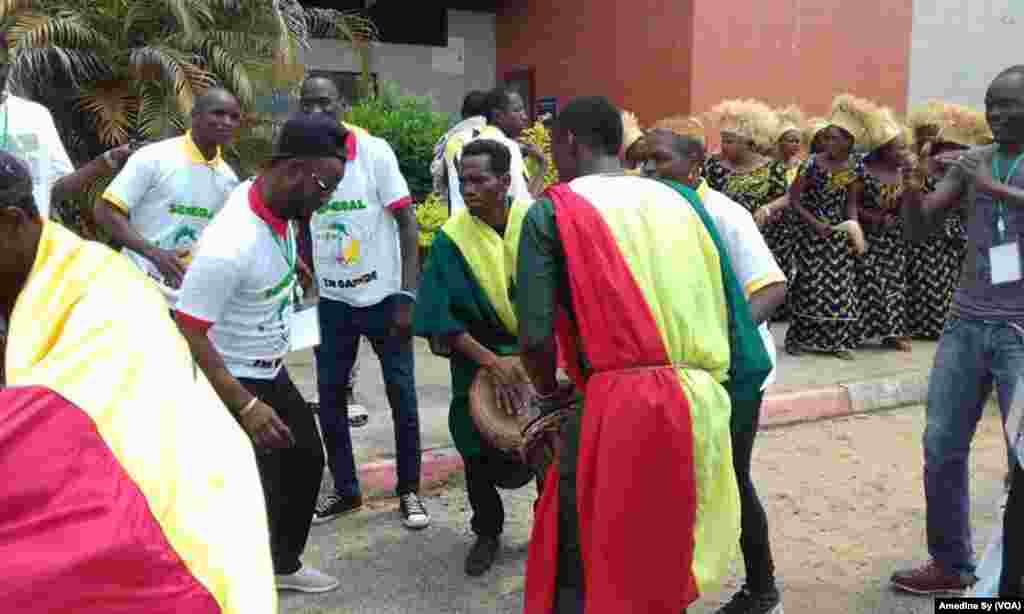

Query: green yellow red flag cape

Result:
[2,221,275,613]
[415,198,531,458]
[523,178,770,613]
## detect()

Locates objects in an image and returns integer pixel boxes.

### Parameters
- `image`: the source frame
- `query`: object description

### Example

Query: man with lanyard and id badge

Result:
[175,113,347,594]
[893,65,1024,596]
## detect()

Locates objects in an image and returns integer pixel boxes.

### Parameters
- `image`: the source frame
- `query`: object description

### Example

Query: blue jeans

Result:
[316,295,421,497]
[925,316,1024,573]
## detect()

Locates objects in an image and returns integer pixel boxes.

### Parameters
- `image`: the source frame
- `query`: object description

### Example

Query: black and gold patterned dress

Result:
[855,165,909,344]
[904,178,966,339]
[704,155,732,193]
[704,155,792,269]
[785,155,864,354]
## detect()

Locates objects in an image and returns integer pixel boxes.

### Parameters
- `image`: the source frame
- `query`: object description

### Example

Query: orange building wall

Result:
[689,0,914,118]
[496,1,913,130]
[496,1,694,125]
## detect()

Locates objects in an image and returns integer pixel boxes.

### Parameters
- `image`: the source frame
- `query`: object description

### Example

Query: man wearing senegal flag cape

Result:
[515,97,772,613]
[0,150,275,612]
[415,138,536,577]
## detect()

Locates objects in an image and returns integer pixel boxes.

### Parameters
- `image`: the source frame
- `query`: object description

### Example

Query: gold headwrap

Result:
[908,100,992,148]
[774,105,805,142]
[707,99,780,151]
[828,94,877,144]
[651,115,706,145]
[863,106,905,152]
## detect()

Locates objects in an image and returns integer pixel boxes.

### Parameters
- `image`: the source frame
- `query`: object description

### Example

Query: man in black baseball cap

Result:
[176,112,348,594]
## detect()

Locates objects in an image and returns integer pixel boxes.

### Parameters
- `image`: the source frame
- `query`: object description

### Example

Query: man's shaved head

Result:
[300,76,345,118]
[192,87,238,116]
[189,87,241,150]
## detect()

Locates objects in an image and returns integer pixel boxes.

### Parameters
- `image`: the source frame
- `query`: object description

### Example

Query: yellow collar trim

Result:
[182,131,223,166]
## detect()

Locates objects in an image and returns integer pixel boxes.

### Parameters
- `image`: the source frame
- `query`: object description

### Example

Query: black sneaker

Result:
[399,492,431,530]
[312,493,363,525]
[714,586,783,614]
[465,536,500,576]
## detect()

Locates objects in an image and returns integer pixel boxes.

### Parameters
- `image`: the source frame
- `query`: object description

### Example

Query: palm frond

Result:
[8,46,104,93]
[0,0,33,22]
[130,45,212,112]
[305,8,377,42]
[202,29,275,56]
[198,40,252,106]
[137,83,185,140]
[75,79,137,146]
[11,11,108,51]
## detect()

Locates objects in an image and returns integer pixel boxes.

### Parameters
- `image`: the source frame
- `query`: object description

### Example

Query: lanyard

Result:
[991,150,1024,242]
[269,221,297,283]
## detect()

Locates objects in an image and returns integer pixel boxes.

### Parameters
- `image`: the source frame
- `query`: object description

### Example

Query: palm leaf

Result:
[137,83,184,140]
[10,11,107,49]
[75,79,137,146]
[198,40,252,106]
[305,8,377,42]
[130,45,212,112]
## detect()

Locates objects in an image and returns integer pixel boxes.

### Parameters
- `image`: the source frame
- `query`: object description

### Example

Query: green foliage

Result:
[415,192,448,249]
[7,0,377,237]
[345,81,451,201]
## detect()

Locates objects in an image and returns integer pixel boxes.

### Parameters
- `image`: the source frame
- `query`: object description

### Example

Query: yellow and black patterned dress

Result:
[785,155,864,354]
[704,156,792,269]
[855,165,908,344]
[905,178,966,339]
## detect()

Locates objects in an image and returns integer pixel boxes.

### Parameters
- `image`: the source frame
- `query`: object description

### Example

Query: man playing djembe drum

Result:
[515,97,772,614]
[415,138,537,577]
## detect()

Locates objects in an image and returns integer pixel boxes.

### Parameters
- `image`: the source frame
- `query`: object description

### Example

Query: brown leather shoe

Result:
[891,560,975,595]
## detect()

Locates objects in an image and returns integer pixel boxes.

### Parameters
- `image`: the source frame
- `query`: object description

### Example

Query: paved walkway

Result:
[284,323,940,474]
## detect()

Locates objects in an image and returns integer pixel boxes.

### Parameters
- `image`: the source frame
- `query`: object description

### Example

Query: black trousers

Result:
[555,412,584,613]
[464,441,536,537]
[731,393,776,593]
[1001,460,1024,596]
[239,368,325,575]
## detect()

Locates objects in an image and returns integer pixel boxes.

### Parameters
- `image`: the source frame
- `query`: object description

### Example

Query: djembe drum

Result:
[468,358,536,489]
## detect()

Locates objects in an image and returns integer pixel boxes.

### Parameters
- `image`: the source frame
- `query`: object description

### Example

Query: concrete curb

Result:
[356,373,930,497]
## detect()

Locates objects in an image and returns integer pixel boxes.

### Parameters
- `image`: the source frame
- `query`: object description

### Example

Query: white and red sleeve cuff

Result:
[386,195,414,211]
[174,310,213,334]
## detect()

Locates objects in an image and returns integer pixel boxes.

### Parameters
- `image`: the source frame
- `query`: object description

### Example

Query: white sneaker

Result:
[399,492,431,530]
[348,402,369,428]
[275,565,340,593]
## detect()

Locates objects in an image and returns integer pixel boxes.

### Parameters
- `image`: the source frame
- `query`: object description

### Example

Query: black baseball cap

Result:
[273,112,349,162]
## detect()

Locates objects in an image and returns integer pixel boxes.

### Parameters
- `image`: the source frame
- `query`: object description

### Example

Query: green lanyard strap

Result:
[269,222,297,299]
[991,150,1024,243]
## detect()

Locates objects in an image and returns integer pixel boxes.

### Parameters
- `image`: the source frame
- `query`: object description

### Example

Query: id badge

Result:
[990,241,1022,285]
[289,304,321,352]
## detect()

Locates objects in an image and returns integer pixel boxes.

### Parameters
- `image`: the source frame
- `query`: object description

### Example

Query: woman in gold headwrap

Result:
[784,94,869,359]
[854,105,914,350]
[703,99,791,219]
[774,105,806,184]
[903,101,991,339]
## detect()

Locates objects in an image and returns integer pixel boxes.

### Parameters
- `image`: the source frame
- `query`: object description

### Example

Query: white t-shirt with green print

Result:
[103,133,239,306]
[1,94,75,219]
[176,179,297,381]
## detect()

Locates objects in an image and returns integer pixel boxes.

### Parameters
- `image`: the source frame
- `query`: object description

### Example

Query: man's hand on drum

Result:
[483,355,531,417]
